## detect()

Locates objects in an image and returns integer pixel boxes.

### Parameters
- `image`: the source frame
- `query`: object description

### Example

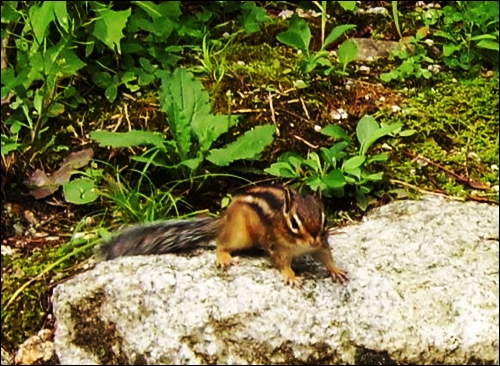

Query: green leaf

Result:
[264,162,298,178]
[1,142,22,155]
[392,1,402,39]
[303,152,322,173]
[1,135,22,156]
[160,68,211,161]
[306,175,326,191]
[276,14,311,53]
[90,130,166,149]
[337,39,358,69]
[93,7,131,54]
[53,2,69,33]
[380,71,395,82]
[356,115,379,145]
[321,124,351,142]
[94,72,113,88]
[193,114,240,153]
[207,125,275,166]
[398,129,416,137]
[58,49,87,78]
[287,155,304,170]
[363,172,384,182]
[105,84,118,103]
[367,152,389,163]
[338,1,357,11]
[443,43,460,57]
[355,189,369,211]
[132,1,180,19]
[470,34,498,41]
[323,24,356,49]
[241,1,270,34]
[47,103,65,117]
[28,2,55,51]
[63,178,99,204]
[342,156,365,171]
[331,141,350,157]
[139,58,156,73]
[357,116,401,156]
[476,39,499,51]
[323,169,347,188]
[180,157,203,171]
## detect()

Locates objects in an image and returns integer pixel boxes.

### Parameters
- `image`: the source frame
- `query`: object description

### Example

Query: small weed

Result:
[276,13,357,76]
[91,68,276,179]
[265,115,414,210]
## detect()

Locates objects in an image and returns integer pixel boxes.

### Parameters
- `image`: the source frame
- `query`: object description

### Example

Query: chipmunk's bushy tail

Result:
[97,217,220,261]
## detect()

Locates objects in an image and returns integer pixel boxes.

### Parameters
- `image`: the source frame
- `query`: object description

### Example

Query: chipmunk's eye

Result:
[289,215,301,233]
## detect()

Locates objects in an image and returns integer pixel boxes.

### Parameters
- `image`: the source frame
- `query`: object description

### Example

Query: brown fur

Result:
[215,186,347,286]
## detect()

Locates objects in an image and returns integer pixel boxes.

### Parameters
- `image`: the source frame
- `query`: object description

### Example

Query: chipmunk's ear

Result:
[283,186,294,214]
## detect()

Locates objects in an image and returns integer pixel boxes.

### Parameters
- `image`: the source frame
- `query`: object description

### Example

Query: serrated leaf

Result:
[180,157,203,171]
[63,178,99,204]
[207,125,275,166]
[90,130,166,149]
[193,114,239,153]
[93,7,131,54]
[160,68,211,160]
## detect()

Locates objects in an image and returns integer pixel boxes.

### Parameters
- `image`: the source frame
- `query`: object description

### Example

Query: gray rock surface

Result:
[52,196,499,365]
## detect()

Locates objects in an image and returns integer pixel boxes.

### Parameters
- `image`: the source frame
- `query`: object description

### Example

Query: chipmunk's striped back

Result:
[97,185,347,287]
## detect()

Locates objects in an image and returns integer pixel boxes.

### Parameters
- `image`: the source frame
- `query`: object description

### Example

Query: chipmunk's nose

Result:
[309,236,322,248]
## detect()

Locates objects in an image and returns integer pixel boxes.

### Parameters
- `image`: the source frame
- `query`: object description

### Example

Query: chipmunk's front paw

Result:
[216,252,239,269]
[328,266,348,284]
[280,267,303,288]
[285,275,303,288]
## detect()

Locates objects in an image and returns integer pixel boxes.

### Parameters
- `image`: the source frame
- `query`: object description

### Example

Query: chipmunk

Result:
[98,185,347,286]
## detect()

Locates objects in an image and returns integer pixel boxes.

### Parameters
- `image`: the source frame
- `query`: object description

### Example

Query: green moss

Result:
[1,239,94,351]
[382,73,499,201]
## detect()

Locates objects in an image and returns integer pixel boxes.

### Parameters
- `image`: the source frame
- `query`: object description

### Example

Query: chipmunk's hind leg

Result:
[215,201,262,268]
